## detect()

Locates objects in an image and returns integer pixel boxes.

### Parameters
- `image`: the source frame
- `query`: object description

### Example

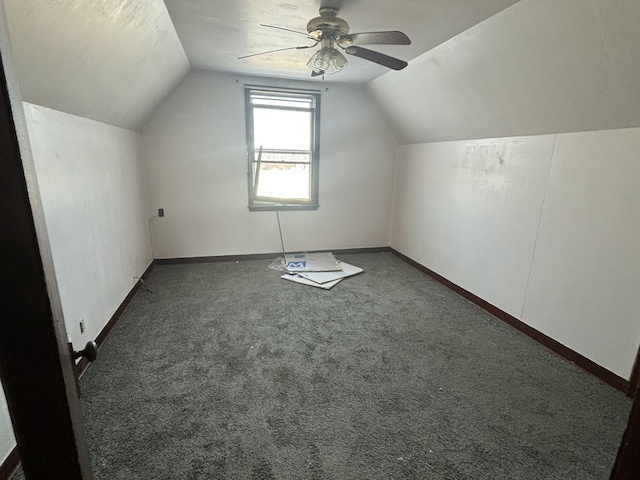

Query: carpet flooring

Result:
[13,252,632,479]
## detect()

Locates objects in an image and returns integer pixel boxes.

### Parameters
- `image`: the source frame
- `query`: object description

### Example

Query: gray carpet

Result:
[13,252,632,479]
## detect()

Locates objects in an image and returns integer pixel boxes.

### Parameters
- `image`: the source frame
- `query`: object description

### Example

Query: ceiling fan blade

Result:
[238,44,317,60]
[260,24,314,39]
[340,31,411,46]
[344,46,408,70]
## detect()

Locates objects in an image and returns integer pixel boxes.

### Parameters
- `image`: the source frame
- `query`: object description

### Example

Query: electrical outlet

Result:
[158,208,165,217]
[79,319,85,334]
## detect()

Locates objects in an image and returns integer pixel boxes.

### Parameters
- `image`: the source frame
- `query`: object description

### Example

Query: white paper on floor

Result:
[283,252,341,272]
[281,274,343,289]
[280,261,363,289]
[298,262,363,284]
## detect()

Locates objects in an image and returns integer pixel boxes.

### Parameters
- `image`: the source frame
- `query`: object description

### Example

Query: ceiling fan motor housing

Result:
[306,7,349,41]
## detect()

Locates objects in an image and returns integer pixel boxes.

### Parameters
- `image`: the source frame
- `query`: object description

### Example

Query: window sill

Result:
[248,203,319,212]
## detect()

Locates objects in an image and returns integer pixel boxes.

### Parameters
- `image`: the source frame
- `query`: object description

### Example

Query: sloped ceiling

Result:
[2,0,523,130]
[5,0,637,143]
[3,0,190,130]
[164,0,519,84]
[369,0,640,143]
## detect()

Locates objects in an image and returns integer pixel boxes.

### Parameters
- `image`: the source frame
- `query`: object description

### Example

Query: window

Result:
[245,86,320,210]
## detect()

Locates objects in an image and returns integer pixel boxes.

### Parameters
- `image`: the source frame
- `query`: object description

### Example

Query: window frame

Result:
[244,85,321,211]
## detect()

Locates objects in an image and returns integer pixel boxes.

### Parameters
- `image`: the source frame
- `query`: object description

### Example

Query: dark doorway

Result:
[0,48,93,479]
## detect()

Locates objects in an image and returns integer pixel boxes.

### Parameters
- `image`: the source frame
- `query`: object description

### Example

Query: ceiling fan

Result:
[239,7,411,77]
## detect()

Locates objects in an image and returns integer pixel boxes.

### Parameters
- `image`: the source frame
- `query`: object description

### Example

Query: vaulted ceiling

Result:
[2,0,520,130]
[369,0,640,143]
[163,0,519,84]
[3,0,190,130]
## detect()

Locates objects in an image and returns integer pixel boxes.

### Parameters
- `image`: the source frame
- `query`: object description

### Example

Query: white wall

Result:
[143,71,398,258]
[391,128,640,379]
[23,103,154,347]
[391,135,555,319]
[521,128,640,379]
[368,0,640,381]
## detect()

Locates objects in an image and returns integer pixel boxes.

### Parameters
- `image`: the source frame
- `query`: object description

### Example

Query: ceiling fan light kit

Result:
[307,39,349,75]
[241,6,411,77]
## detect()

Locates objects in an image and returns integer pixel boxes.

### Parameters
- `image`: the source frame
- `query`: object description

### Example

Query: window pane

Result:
[255,151,311,164]
[245,87,319,209]
[253,108,311,151]
[254,163,310,200]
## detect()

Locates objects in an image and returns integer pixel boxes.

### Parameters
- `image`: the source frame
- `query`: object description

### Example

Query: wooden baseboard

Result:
[0,447,19,480]
[75,261,155,378]
[155,246,391,265]
[390,248,631,396]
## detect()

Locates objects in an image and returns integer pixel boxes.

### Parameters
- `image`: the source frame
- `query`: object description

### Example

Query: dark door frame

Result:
[610,390,640,479]
[610,346,640,479]
[0,49,94,478]
[626,347,640,398]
